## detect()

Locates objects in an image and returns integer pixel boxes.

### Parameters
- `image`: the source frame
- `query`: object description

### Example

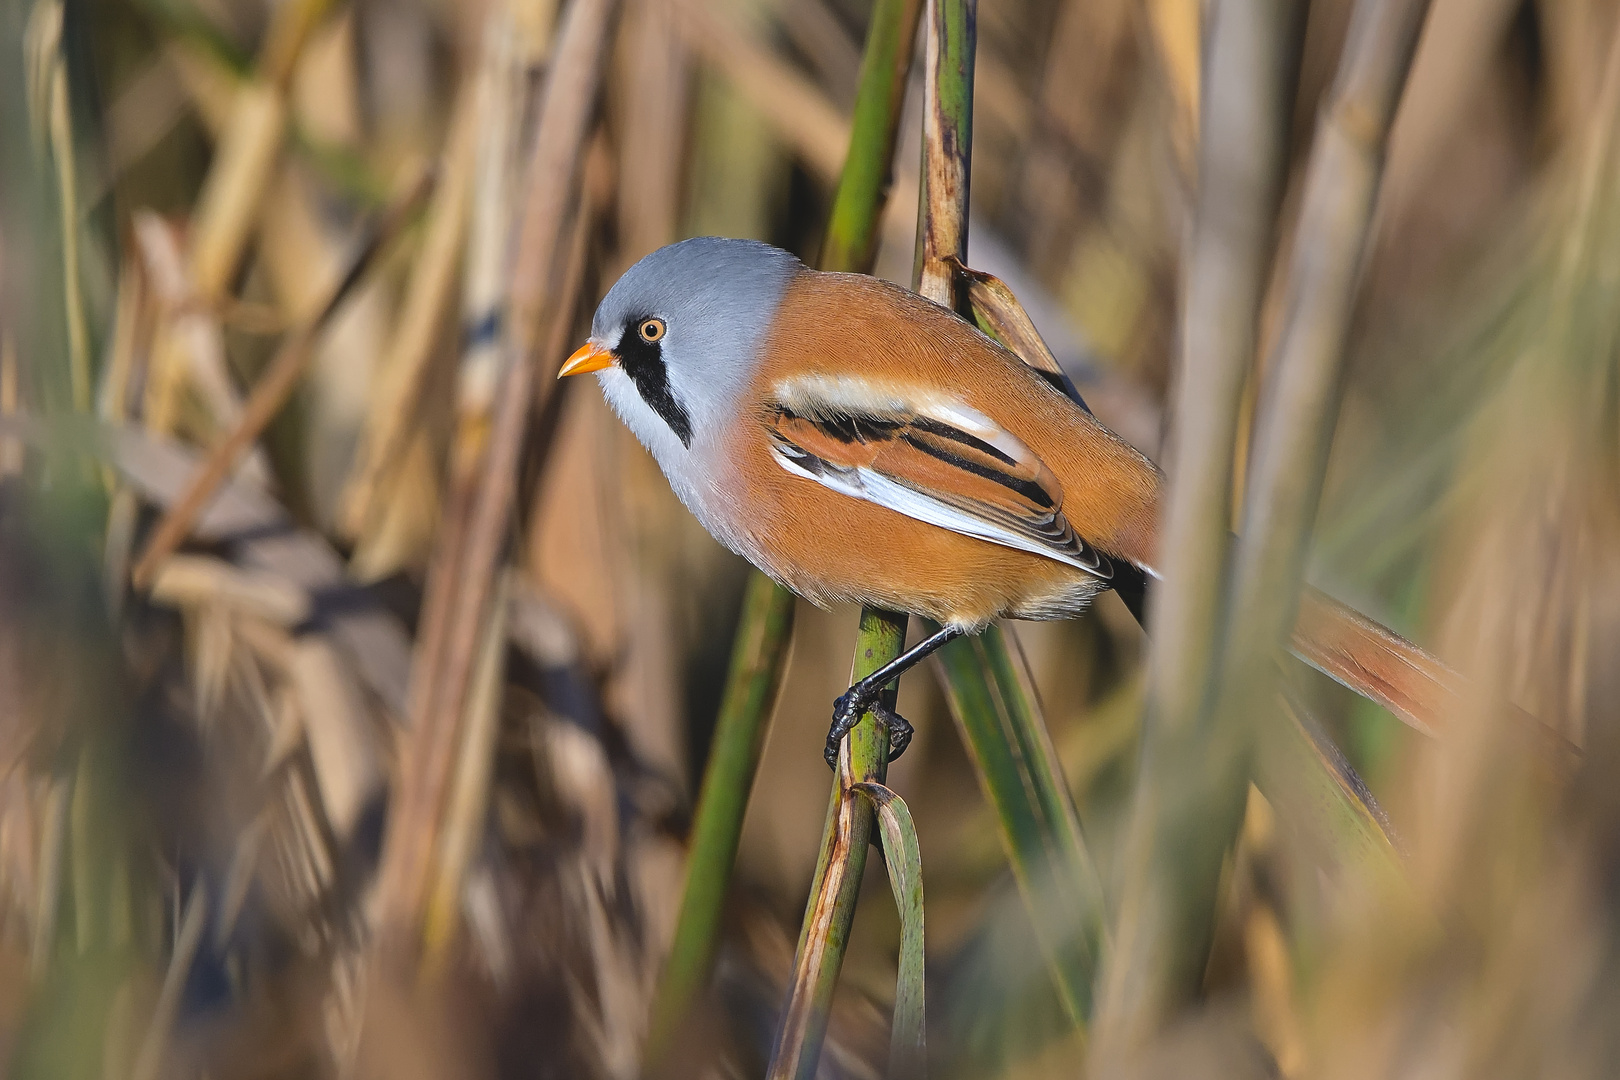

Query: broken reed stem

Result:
[1095,0,1434,1051]
[129,169,434,590]
[371,0,620,959]
[647,0,924,1069]
[769,2,972,1078]
[950,256,1084,401]
[915,0,975,309]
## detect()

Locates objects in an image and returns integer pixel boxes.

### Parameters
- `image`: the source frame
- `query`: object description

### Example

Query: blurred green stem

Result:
[646,0,923,1067]
[933,625,1104,1027]
[645,572,795,1061]
[821,0,926,273]
[1096,0,1433,1053]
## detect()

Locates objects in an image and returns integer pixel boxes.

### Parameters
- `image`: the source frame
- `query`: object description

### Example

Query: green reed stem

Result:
[770,2,973,1075]
[769,608,907,1080]
[821,0,927,274]
[933,624,1105,1030]
[645,573,793,1061]
[646,0,924,1068]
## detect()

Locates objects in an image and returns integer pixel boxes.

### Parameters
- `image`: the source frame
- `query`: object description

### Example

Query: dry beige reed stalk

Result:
[373,0,621,960]
[616,0,691,261]
[1098,0,1434,1057]
[186,0,336,304]
[420,570,509,968]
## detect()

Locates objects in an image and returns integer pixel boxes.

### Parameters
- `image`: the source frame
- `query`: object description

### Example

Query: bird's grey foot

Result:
[824,690,913,768]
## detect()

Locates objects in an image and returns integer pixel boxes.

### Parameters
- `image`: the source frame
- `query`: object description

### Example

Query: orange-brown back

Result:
[715,270,1161,627]
[759,271,1162,562]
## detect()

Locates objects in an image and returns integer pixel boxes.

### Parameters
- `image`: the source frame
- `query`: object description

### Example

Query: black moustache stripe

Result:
[616,323,692,447]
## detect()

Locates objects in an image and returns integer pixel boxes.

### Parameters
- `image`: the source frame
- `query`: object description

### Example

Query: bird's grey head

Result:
[566,237,803,465]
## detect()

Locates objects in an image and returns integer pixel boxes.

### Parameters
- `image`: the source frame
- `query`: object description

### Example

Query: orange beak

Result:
[559,341,615,377]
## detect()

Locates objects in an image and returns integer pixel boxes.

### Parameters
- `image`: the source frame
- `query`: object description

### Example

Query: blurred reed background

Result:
[2,0,1620,1076]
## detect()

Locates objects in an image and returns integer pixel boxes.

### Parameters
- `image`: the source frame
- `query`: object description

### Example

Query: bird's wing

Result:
[763,375,1111,579]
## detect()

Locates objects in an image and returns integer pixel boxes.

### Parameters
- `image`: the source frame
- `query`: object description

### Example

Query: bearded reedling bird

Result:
[560,237,1458,768]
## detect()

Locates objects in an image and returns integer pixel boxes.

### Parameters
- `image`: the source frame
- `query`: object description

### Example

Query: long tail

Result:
[1109,564,1487,740]
[963,259,1517,742]
[1291,587,1578,769]
[1289,586,1459,736]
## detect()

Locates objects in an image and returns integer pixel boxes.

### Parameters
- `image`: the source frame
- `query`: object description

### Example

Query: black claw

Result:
[819,625,964,769]
[823,689,916,768]
[824,690,868,768]
[884,708,914,762]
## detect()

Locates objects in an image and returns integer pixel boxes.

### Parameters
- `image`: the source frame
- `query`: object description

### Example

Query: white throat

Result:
[593,366,744,549]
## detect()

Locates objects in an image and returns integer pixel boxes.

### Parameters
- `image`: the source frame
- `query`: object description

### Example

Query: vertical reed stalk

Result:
[644,571,794,1061]
[1143,0,1302,775]
[646,0,923,1066]
[915,0,974,310]
[372,0,620,959]
[768,609,907,1080]
[768,3,971,1077]
[1096,0,1434,1052]
[933,624,1104,1027]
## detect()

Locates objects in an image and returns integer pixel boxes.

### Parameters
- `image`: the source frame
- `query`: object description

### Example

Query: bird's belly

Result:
[723,452,1105,630]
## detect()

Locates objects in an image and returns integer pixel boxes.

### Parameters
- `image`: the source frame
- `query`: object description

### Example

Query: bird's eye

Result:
[638,318,666,343]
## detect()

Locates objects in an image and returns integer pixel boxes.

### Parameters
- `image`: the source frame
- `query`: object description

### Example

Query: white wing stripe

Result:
[769,445,1107,577]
